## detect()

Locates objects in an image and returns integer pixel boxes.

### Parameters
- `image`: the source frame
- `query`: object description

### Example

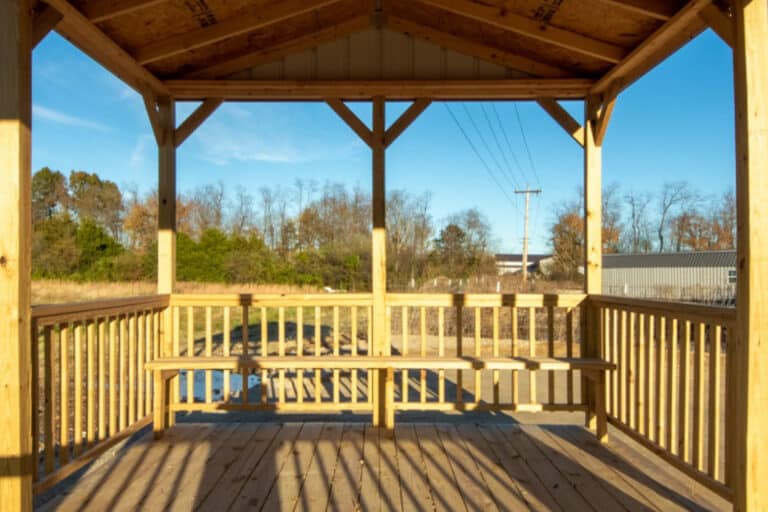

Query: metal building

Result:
[603,251,736,305]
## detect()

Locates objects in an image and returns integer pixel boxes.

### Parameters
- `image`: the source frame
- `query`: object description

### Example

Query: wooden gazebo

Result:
[2,0,766,510]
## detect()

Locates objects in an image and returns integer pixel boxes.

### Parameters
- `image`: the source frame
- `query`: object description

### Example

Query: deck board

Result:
[36,420,731,512]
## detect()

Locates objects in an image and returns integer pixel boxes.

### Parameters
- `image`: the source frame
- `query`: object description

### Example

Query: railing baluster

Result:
[259,306,266,405]
[349,307,355,404]
[242,305,250,405]
[438,307,445,404]
[43,325,54,475]
[59,322,70,466]
[205,307,213,404]
[566,307,573,405]
[401,305,408,404]
[668,317,679,455]
[145,313,152,415]
[31,321,40,481]
[420,306,427,403]
[119,315,127,432]
[187,306,194,405]
[456,303,463,405]
[547,305,555,405]
[223,306,231,403]
[680,320,691,462]
[645,313,654,441]
[474,307,482,404]
[694,322,706,471]
[136,313,144,420]
[628,311,635,430]
[709,324,722,480]
[637,312,645,436]
[74,321,84,456]
[98,318,106,441]
[108,319,117,438]
[279,306,286,405]
[657,316,667,449]
[315,306,322,404]
[528,307,536,405]
[612,308,619,417]
[512,306,519,404]
[367,306,372,404]
[492,306,500,406]
[128,314,137,427]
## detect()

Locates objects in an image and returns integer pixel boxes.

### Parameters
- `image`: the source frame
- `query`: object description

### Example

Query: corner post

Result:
[0,0,33,508]
[156,96,177,425]
[731,1,768,510]
[583,95,603,437]
[371,96,392,429]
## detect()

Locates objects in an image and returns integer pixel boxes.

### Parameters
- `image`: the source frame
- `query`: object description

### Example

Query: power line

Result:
[444,103,521,214]
[462,103,518,193]
[514,103,541,187]
[480,103,521,190]
[491,103,529,186]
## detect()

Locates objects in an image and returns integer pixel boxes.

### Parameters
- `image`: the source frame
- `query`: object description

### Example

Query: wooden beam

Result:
[185,16,370,79]
[165,79,594,101]
[42,0,168,95]
[0,0,33,509]
[536,98,584,147]
[326,99,373,147]
[700,3,735,48]
[593,89,618,147]
[591,0,710,95]
[174,98,223,148]
[156,97,175,295]
[32,4,62,49]
[594,0,681,21]
[384,98,431,147]
[732,1,768,510]
[387,16,574,78]
[133,0,343,65]
[142,93,163,146]
[81,0,166,23]
[416,0,627,63]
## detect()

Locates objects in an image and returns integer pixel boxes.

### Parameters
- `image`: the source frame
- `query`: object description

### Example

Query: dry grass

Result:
[32,280,318,305]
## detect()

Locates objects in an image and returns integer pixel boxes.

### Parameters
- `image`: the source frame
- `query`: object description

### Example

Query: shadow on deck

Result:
[36,412,731,511]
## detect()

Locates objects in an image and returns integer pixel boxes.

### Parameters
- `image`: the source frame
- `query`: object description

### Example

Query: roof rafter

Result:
[594,0,682,21]
[164,78,594,101]
[43,0,169,95]
[185,15,370,79]
[133,0,344,65]
[591,0,711,95]
[415,0,627,63]
[386,16,574,78]
[81,0,166,23]
[32,4,63,49]
[699,3,734,47]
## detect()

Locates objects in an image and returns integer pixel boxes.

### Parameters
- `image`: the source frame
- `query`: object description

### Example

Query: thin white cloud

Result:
[194,121,305,165]
[130,133,154,167]
[33,104,110,131]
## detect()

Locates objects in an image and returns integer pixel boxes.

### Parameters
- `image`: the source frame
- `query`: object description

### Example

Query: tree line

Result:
[31,168,496,288]
[550,182,736,279]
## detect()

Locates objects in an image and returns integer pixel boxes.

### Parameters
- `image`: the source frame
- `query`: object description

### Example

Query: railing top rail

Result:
[386,292,586,308]
[32,295,170,325]
[169,293,374,308]
[589,294,736,324]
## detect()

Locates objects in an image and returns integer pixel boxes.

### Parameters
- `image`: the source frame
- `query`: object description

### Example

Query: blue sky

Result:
[31,29,734,254]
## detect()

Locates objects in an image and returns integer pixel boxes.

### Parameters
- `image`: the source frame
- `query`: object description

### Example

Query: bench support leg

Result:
[585,370,608,442]
[372,368,395,430]
[153,371,166,439]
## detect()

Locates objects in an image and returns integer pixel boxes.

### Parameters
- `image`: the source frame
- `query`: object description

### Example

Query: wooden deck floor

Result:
[37,419,730,511]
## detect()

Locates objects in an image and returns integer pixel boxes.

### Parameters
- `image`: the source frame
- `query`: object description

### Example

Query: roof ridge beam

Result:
[415,0,627,63]
[387,16,573,78]
[591,0,711,95]
[43,0,169,95]
[133,0,344,65]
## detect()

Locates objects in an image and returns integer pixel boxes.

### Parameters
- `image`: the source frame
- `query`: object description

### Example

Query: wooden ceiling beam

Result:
[387,16,574,78]
[174,98,224,147]
[43,0,169,96]
[536,98,584,147]
[32,4,63,49]
[591,0,711,95]
[593,0,681,21]
[165,79,594,101]
[699,3,735,47]
[185,16,370,79]
[415,0,627,63]
[81,0,167,23]
[133,0,344,65]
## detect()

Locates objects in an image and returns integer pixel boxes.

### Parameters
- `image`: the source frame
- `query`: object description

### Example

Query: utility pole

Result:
[515,188,541,282]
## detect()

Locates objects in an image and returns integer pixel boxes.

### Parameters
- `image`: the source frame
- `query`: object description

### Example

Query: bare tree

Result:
[229,188,256,236]
[625,191,652,253]
[656,181,691,252]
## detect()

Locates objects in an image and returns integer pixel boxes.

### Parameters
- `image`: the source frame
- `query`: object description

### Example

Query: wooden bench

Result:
[146,356,614,438]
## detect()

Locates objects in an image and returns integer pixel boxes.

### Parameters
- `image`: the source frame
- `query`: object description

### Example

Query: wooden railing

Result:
[31,295,169,492]
[164,293,587,414]
[592,295,736,501]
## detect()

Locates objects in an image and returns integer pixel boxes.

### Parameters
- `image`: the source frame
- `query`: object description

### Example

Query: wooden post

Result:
[156,96,176,425]
[732,1,768,510]
[584,95,603,438]
[0,0,33,508]
[371,96,392,429]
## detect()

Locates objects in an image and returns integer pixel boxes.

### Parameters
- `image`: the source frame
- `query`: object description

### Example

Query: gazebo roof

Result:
[41,0,725,100]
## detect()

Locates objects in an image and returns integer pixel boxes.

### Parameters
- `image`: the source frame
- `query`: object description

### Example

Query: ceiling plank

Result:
[415,0,627,63]
[33,4,63,49]
[594,0,682,21]
[185,16,370,79]
[165,79,594,101]
[43,0,169,95]
[174,98,223,147]
[326,99,373,147]
[536,98,584,147]
[591,0,710,95]
[82,0,167,23]
[133,0,344,65]
[387,16,573,78]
